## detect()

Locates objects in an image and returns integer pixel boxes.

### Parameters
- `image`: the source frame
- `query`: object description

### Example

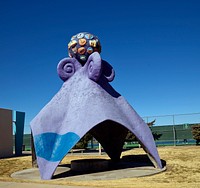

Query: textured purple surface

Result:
[30,52,162,180]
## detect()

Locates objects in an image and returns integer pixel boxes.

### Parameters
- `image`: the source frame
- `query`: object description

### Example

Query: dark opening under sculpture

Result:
[30,32,162,180]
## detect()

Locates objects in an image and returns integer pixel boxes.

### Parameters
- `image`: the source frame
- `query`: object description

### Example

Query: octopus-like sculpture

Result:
[30,32,162,180]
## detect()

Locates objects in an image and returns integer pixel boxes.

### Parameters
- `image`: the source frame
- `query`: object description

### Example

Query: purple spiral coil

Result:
[57,58,81,82]
[86,52,102,82]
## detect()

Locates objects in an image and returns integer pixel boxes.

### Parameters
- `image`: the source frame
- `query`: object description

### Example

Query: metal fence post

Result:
[172,115,176,146]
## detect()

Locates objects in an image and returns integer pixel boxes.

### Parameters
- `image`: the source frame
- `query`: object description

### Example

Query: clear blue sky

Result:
[1,0,200,133]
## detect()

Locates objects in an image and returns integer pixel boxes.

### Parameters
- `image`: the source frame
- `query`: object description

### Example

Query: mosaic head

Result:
[68,32,101,65]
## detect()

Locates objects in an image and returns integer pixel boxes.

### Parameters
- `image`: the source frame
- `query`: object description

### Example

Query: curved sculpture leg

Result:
[32,132,80,179]
[118,102,162,169]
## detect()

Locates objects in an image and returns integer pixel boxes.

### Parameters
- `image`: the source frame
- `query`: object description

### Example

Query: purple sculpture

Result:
[30,32,162,180]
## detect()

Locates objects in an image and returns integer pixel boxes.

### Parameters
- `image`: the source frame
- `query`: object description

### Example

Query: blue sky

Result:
[1,0,200,133]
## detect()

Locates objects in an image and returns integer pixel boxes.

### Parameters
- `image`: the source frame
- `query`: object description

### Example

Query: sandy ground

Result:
[0,146,199,188]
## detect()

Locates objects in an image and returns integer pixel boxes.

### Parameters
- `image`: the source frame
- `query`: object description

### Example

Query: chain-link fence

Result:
[142,112,200,146]
[22,112,200,150]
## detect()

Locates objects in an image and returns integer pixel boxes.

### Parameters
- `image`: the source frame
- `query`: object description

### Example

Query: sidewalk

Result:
[0,182,91,188]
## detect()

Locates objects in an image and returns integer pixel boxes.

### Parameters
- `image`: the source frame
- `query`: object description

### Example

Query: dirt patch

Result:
[0,146,200,187]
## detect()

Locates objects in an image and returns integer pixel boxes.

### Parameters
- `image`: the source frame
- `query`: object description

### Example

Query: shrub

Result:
[191,124,200,145]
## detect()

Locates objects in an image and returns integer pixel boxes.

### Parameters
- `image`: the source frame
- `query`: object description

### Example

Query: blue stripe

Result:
[34,132,80,162]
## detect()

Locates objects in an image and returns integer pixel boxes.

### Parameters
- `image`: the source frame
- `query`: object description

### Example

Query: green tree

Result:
[125,130,137,142]
[148,119,162,141]
[73,132,93,149]
[191,124,200,145]
[125,120,161,142]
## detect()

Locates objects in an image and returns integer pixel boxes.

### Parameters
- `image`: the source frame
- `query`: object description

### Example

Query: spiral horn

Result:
[57,58,81,82]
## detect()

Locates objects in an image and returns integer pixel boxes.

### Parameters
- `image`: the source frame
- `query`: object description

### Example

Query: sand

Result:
[0,146,199,188]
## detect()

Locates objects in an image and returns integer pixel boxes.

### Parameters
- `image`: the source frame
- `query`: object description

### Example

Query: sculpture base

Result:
[11,157,166,181]
[71,159,109,172]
